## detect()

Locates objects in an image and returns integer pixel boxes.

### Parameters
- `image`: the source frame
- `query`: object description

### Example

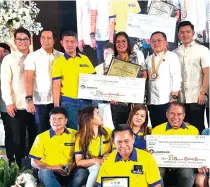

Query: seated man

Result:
[195,128,210,187]
[96,125,161,187]
[152,101,199,187]
[29,107,88,187]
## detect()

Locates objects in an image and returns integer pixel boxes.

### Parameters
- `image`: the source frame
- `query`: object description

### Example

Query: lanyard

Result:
[150,50,167,80]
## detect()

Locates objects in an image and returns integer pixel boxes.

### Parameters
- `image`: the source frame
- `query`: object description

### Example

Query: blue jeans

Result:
[96,40,108,64]
[86,165,100,187]
[35,104,54,134]
[38,168,89,187]
[61,96,96,130]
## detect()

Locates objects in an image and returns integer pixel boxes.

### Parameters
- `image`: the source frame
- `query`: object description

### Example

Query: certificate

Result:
[107,58,140,78]
[146,135,210,168]
[126,13,176,42]
[78,74,145,103]
[102,177,129,187]
[148,1,175,17]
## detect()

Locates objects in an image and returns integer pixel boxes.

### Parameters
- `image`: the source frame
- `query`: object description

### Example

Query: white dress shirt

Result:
[146,51,182,105]
[1,51,27,109]
[24,48,63,105]
[76,0,91,45]
[174,40,210,103]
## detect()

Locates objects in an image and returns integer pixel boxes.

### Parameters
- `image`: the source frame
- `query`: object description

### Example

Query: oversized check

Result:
[78,74,145,103]
[146,135,210,168]
[126,13,176,42]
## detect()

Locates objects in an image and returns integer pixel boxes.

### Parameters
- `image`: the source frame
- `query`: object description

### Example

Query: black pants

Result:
[9,110,37,168]
[184,103,205,134]
[35,104,54,134]
[148,103,169,128]
[110,104,131,128]
[1,112,15,163]
[206,107,209,126]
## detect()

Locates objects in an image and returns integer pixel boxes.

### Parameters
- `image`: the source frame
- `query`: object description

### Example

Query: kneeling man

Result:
[29,107,88,187]
[96,125,161,187]
[152,101,199,187]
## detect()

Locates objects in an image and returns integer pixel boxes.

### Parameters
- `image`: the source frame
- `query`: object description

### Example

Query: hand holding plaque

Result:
[107,57,140,78]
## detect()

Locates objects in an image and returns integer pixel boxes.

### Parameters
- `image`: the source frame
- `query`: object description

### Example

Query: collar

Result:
[40,47,56,56]
[153,50,167,58]
[49,128,70,138]
[165,122,188,131]
[181,40,195,48]
[133,129,143,136]
[16,50,28,58]
[115,148,137,162]
[64,52,81,60]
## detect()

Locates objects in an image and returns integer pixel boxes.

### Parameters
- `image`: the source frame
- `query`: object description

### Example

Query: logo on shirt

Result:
[131,165,143,174]
[128,4,136,7]
[64,143,75,146]
[103,140,110,144]
[80,64,89,67]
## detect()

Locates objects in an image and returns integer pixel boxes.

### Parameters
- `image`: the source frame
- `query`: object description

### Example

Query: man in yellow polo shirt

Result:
[52,30,96,130]
[96,125,161,187]
[29,107,89,187]
[152,101,199,187]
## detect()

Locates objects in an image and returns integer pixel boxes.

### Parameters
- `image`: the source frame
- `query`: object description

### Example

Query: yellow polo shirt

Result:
[152,122,199,135]
[109,0,141,32]
[75,127,112,158]
[29,128,77,166]
[52,53,96,99]
[96,148,161,187]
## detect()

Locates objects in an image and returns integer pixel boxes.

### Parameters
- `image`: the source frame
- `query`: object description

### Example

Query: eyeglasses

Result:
[50,117,65,122]
[115,139,131,146]
[150,39,165,44]
[15,38,30,42]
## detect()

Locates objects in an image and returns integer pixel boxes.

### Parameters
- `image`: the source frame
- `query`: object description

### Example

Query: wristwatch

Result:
[171,95,178,100]
[200,91,209,97]
[25,95,33,103]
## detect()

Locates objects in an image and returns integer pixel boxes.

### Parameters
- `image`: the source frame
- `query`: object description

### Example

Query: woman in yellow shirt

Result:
[75,105,112,187]
[127,104,151,150]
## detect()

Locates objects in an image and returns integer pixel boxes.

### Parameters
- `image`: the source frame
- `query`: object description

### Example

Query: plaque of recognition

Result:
[148,1,175,17]
[107,57,140,78]
[102,177,129,187]
[146,135,210,168]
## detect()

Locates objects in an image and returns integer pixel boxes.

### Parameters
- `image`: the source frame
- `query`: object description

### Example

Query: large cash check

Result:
[146,135,210,168]
[78,74,146,103]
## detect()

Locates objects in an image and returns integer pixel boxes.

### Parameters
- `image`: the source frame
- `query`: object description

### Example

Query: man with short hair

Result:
[1,27,37,168]
[95,42,114,75]
[96,125,161,187]
[24,28,63,134]
[152,101,199,187]
[174,21,210,133]
[52,30,96,130]
[0,43,14,164]
[146,31,182,128]
[29,107,88,187]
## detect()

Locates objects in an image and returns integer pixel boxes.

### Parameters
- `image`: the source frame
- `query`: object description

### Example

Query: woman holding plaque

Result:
[109,31,147,128]
[75,106,112,187]
[127,104,151,150]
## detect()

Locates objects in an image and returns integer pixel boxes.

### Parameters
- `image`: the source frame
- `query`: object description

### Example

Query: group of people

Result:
[0,18,209,187]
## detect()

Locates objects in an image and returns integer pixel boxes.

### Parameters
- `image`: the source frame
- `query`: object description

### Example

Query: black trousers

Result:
[9,110,37,168]
[206,107,209,126]
[147,103,169,128]
[184,103,205,134]
[110,104,131,128]
[1,112,14,163]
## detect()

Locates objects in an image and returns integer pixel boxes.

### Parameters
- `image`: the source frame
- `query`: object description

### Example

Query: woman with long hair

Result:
[127,104,151,150]
[75,105,112,187]
[109,31,147,128]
